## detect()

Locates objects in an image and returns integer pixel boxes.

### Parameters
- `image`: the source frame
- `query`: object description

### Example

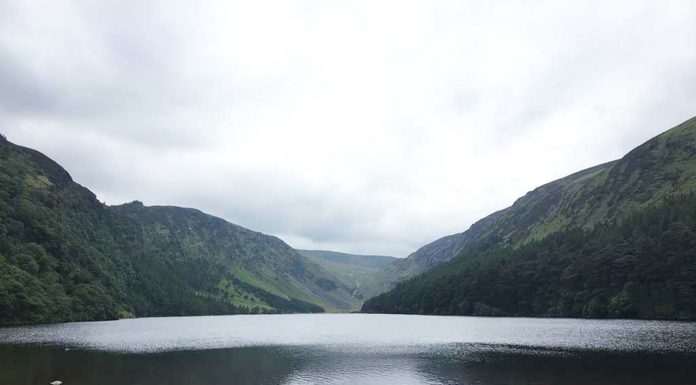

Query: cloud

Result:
[2,0,695,256]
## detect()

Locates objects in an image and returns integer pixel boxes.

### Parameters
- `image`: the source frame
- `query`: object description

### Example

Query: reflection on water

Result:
[0,314,695,385]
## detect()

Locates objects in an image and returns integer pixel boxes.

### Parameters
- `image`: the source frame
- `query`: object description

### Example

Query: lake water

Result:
[1,314,695,385]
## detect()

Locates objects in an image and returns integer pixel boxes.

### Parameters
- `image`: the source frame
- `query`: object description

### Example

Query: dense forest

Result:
[363,192,696,319]
[364,116,696,319]
[0,136,346,325]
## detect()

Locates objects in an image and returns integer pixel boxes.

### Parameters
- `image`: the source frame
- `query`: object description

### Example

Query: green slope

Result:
[0,136,355,325]
[373,116,696,294]
[298,250,396,269]
[110,203,359,313]
[363,116,696,319]
[297,249,396,309]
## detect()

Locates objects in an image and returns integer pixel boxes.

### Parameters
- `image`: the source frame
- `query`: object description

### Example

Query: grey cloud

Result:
[2,0,695,256]
[0,51,58,115]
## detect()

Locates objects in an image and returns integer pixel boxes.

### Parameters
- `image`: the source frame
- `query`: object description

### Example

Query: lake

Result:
[1,314,695,385]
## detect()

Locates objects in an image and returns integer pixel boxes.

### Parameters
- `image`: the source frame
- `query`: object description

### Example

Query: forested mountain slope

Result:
[111,203,358,313]
[371,215,503,295]
[364,116,696,319]
[0,136,354,325]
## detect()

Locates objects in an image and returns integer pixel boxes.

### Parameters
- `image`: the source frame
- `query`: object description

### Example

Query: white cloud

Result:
[2,0,695,256]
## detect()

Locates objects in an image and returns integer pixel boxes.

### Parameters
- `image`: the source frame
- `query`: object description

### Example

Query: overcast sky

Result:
[1,1,695,257]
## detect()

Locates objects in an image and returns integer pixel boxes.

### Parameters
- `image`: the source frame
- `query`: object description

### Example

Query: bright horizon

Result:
[2,1,695,257]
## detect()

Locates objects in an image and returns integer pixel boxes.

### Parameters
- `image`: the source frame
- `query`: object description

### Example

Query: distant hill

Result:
[0,137,357,325]
[364,116,696,320]
[370,228,487,295]
[298,250,395,269]
[297,250,396,310]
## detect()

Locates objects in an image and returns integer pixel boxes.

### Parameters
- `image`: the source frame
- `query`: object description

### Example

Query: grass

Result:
[216,278,272,310]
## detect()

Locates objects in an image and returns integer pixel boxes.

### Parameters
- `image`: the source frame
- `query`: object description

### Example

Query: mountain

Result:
[297,249,396,308]
[363,116,696,319]
[109,204,359,312]
[371,116,696,293]
[298,250,396,270]
[0,136,355,325]
[370,219,500,295]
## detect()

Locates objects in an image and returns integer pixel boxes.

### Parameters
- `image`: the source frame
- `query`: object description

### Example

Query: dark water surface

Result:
[1,314,695,385]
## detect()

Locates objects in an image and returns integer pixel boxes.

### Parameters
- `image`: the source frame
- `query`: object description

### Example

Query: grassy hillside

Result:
[298,250,395,269]
[0,136,354,325]
[111,204,359,313]
[297,250,396,309]
[373,116,696,295]
[363,116,696,319]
